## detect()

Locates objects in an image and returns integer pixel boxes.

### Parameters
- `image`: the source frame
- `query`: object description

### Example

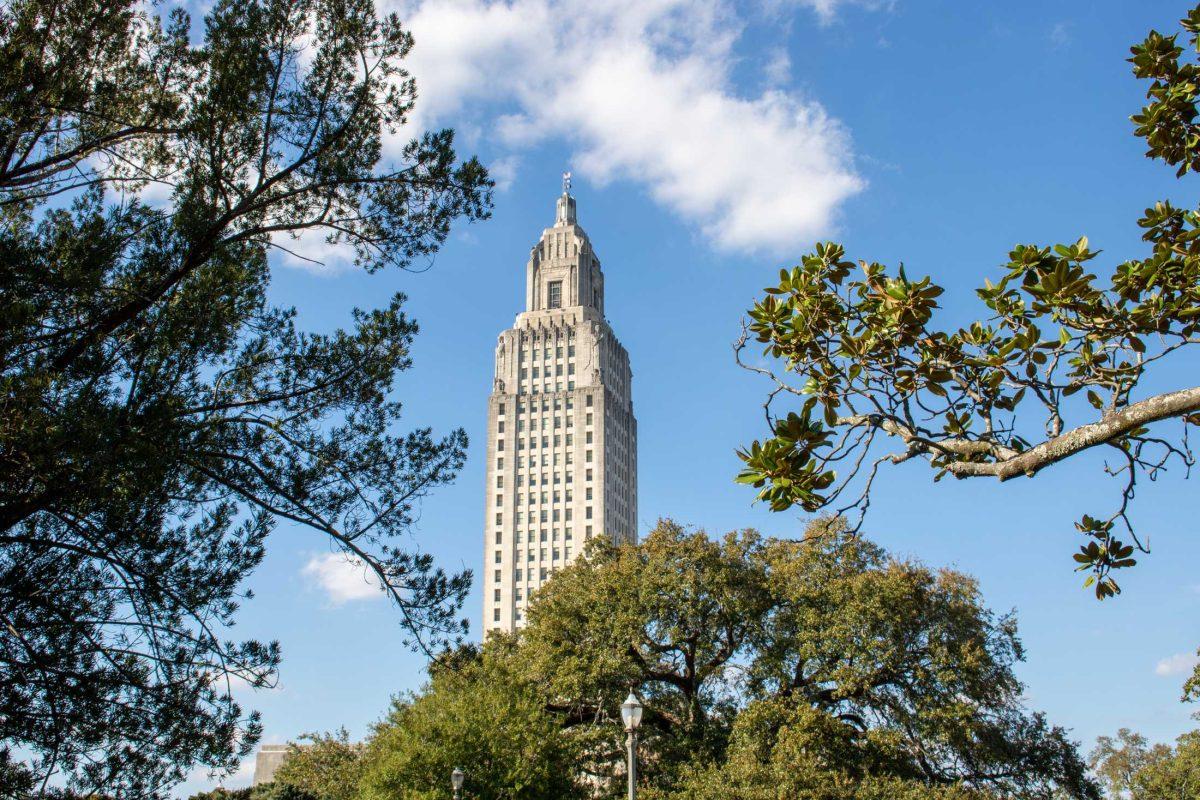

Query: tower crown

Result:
[525,177,604,315]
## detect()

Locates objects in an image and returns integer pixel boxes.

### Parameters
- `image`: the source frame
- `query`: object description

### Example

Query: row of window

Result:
[495,528,574,545]
[497,394,590,417]
[494,450,592,471]
[497,470,582,488]
[520,344,576,361]
[520,363,574,379]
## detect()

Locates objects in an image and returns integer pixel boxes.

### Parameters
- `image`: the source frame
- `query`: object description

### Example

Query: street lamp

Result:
[451,767,464,800]
[620,691,643,800]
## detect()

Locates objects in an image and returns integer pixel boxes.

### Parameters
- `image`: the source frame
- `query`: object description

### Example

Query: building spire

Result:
[555,171,577,225]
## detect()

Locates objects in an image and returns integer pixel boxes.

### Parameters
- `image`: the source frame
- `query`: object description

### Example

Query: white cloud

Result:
[272,227,358,274]
[302,553,385,605]
[178,753,257,796]
[1049,21,1072,49]
[764,47,792,87]
[1155,651,1199,677]
[787,0,895,26]
[384,0,868,255]
[490,155,520,192]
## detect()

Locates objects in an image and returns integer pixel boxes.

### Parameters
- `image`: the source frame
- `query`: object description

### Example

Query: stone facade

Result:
[252,744,291,785]
[482,184,638,634]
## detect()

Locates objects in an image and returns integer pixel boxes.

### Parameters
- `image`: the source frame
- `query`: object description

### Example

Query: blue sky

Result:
[184,0,1200,791]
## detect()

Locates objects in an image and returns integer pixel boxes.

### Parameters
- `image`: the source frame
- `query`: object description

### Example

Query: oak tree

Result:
[515,519,1097,799]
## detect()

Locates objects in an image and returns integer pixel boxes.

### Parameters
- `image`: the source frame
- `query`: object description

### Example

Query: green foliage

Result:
[737,3,1200,601]
[1087,728,1171,798]
[505,518,1097,799]
[1089,727,1200,799]
[273,730,364,800]
[666,698,995,800]
[0,0,490,794]
[359,646,584,800]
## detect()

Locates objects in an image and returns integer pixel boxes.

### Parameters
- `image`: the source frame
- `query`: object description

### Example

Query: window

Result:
[499,403,505,415]
[496,475,504,488]
[540,568,548,580]
[586,487,593,500]
[586,525,592,537]
[565,528,573,540]
[494,588,500,601]
[548,281,562,308]
[497,439,504,451]
[586,507,593,519]
[495,569,502,581]
[495,531,502,544]
[495,513,502,525]
[497,457,504,470]
[515,569,522,581]
[496,495,502,507]
[586,413,593,425]
[586,394,593,407]
[586,450,592,462]
[494,608,500,621]
[515,588,523,601]
[498,420,505,432]
[586,431,593,444]
[586,469,592,481]
[495,551,502,563]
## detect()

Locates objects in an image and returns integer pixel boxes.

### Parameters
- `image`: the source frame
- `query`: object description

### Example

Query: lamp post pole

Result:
[626,727,638,800]
[620,692,643,800]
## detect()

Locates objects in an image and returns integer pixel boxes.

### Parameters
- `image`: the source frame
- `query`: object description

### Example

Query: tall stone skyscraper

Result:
[482,177,637,634]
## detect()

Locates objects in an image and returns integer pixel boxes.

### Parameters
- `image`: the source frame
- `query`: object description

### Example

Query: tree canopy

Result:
[0,0,490,794]
[735,3,1200,602]
[359,647,584,800]
[369,520,1095,800]
[1089,726,1200,799]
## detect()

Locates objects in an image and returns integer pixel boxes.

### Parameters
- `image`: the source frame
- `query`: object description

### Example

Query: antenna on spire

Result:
[562,171,572,194]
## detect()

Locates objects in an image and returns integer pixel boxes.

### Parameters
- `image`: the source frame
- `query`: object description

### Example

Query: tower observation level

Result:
[482,176,638,634]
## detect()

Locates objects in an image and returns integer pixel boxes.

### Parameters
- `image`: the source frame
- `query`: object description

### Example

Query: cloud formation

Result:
[386,0,867,254]
[302,553,385,605]
[790,0,895,26]
[1155,651,1199,677]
